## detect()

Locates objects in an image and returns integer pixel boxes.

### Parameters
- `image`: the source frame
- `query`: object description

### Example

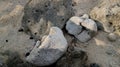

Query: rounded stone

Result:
[107,33,117,42]
[26,27,68,66]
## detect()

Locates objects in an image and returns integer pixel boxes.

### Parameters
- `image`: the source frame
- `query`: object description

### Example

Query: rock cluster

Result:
[26,27,68,66]
[66,14,97,42]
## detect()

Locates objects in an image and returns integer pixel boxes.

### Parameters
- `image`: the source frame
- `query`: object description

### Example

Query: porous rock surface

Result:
[26,27,68,66]
[90,0,120,34]
[21,0,74,39]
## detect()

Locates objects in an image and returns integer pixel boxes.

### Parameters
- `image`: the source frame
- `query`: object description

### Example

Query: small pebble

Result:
[107,33,117,42]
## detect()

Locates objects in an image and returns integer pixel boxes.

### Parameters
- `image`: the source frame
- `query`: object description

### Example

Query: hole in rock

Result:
[29,36,33,39]
[25,52,30,57]
[18,28,24,32]
[35,9,39,13]
[45,5,48,8]
[90,63,100,67]
[27,20,31,23]
[109,22,113,26]
[62,18,65,21]
[106,14,110,17]
[72,2,77,6]
[34,32,37,35]
[6,40,8,42]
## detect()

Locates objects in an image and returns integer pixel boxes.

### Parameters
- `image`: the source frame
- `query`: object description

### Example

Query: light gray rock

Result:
[81,18,98,32]
[26,27,68,66]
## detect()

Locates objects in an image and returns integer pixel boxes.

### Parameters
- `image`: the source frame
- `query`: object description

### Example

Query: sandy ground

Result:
[0,0,120,67]
[87,31,120,67]
[76,31,120,67]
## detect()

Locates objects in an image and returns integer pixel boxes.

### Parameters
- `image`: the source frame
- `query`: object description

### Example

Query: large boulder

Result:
[26,27,68,66]
[66,14,97,42]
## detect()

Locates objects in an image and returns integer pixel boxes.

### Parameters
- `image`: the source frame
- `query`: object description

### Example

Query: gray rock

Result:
[66,14,97,42]
[0,59,3,67]
[75,30,91,42]
[66,16,83,35]
[107,33,117,42]
[26,27,68,66]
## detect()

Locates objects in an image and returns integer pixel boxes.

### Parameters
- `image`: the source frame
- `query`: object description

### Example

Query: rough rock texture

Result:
[66,14,97,42]
[26,27,68,66]
[90,0,120,34]
[21,0,74,39]
[72,0,101,16]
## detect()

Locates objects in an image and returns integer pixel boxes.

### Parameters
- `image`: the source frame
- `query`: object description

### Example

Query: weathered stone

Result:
[107,33,117,42]
[66,14,97,42]
[81,17,98,32]
[66,16,83,35]
[26,27,68,66]
[75,30,91,42]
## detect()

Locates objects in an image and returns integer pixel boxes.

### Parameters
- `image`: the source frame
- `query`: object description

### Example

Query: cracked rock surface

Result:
[66,14,97,42]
